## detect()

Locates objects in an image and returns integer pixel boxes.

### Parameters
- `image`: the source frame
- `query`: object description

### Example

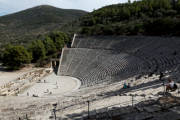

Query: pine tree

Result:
[28,40,46,62]
[43,37,57,55]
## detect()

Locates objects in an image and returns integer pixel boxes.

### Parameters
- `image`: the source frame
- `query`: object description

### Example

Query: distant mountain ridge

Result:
[0,5,87,46]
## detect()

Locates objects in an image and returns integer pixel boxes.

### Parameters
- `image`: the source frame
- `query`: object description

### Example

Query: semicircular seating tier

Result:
[58,35,180,87]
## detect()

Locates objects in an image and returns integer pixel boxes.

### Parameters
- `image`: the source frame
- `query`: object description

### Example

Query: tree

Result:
[49,31,65,50]
[128,0,131,4]
[177,0,180,10]
[119,7,131,20]
[28,40,46,62]
[43,37,57,55]
[2,45,32,69]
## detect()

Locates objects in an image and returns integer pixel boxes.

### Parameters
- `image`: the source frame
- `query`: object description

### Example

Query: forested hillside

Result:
[80,0,180,36]
[0,5,87,46]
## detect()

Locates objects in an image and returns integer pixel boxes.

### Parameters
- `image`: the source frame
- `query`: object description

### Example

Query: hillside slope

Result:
[0,5,87,46]
[80,0,180,36]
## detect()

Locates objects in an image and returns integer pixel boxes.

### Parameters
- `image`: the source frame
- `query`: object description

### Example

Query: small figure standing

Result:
[27,92,29,96]
[166,79,177,92]
[123,83,127,89]
[127,83,131,88]
[159,72,164,81]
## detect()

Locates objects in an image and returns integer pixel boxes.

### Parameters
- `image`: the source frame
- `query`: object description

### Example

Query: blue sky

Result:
[0,0,131,16]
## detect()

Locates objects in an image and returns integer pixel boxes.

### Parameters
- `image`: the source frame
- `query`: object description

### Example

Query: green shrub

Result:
[2,45,32,69]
